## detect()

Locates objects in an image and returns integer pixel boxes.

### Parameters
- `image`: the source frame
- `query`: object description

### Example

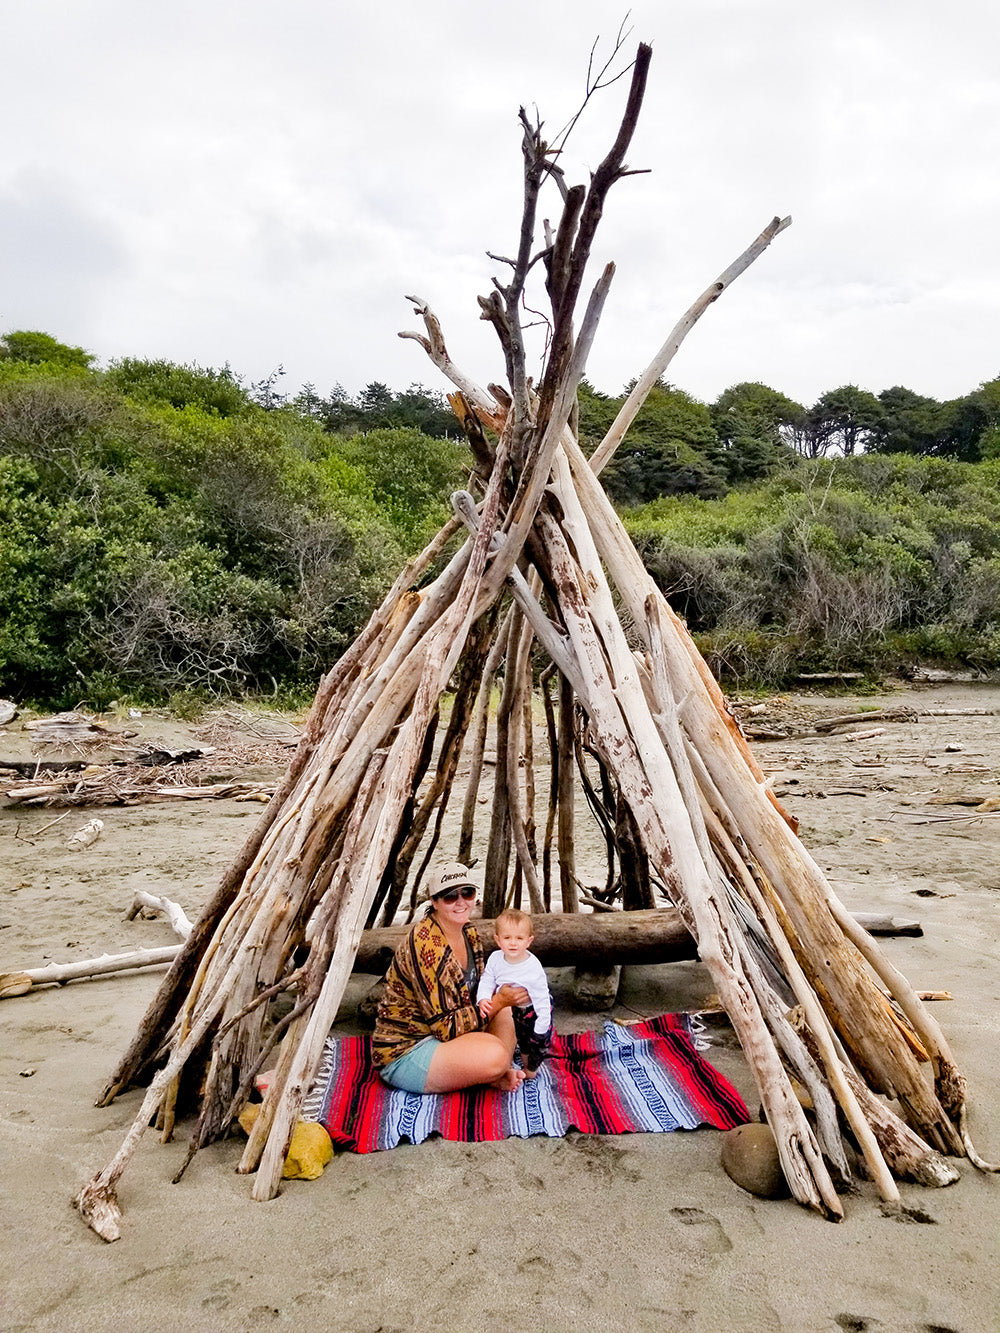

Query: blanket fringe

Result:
[300,1036,337,1122]
[687,1013,710,1052]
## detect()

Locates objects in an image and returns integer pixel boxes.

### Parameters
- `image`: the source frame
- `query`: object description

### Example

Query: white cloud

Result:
[3,0,999,405]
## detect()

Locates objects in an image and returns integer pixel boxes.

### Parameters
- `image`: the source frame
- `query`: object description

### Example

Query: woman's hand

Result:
[492,984,531,1010]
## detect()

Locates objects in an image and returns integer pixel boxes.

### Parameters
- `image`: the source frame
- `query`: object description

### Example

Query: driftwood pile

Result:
[2,767,275,806]
[1,713,295,806]
[75,43,994,1241]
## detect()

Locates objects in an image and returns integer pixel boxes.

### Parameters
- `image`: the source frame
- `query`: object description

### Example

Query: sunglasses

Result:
[433,885,477,903]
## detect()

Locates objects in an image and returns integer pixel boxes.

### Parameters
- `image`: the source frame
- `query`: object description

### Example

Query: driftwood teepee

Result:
[76,43,993,1241]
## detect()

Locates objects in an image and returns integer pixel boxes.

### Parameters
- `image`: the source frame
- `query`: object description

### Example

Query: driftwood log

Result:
[74,40,994,1241]
[0,907,922,999]
[0,947,182,999]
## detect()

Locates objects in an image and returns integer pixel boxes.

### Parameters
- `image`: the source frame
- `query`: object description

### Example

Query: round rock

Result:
[721,1122,791,1199]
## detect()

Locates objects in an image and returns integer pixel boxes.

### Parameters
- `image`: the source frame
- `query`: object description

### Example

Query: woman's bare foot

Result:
[493,1066,526,1092]
[522,1066,539,1080]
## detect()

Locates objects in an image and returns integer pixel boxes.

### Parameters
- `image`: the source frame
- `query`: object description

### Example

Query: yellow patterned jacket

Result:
[371,913,486,1069]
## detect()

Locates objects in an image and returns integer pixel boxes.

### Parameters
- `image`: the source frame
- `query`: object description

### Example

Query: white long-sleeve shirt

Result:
[476,950,551,1035]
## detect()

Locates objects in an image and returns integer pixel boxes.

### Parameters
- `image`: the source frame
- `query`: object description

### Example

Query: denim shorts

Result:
[378,1036,440,1093]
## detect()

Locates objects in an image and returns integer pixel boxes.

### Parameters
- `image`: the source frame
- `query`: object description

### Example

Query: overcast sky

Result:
[3,0,999,409]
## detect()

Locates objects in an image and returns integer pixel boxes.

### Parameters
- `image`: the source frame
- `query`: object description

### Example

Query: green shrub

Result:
[323,426,470,549]
[1,330,94,370]
[105,357,252,417]
[0,360,409,704]
[626,456,1000,683]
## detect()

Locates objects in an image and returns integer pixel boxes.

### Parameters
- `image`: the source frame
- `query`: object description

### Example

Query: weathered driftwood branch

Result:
[813,708,917,733]
[127,892,194,939]
[0,947,181,998]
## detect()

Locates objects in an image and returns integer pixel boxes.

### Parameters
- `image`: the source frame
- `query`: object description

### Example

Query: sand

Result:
[1,683,998,1333]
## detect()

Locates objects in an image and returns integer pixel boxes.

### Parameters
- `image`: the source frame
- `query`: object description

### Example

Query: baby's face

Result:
[495,924,533,963]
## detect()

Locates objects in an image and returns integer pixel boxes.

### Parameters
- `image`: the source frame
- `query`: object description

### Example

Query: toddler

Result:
[477,908,552,1076]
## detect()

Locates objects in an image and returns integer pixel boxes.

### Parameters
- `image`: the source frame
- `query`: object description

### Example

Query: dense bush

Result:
[627,456,1000,683]
[0,356,467,706]
[322,427,469,547]
[104,357,253,418]
[0,330,94,370]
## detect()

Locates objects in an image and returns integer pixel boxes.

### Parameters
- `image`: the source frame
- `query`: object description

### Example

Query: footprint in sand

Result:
[201,1277,240,1310]
[669,1205,733,1253]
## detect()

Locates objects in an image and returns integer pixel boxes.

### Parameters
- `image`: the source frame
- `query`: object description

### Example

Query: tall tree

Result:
[806,385,884,457]
[602,381,724,504]
[576,378,620,451]
[934,394,992,462]
[871,385,941,456]
[711,380,803,480]
[973,375,1000,458]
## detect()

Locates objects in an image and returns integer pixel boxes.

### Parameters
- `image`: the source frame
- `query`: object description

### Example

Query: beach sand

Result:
[1,683,998,1333]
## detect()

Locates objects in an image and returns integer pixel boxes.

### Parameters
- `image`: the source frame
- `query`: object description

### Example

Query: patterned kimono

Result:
[371,913,486,1069]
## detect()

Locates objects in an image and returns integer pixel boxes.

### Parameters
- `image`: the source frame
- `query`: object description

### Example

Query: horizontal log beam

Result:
[354,908,922,973]
[355,908,696,972]
[0,910,924,999]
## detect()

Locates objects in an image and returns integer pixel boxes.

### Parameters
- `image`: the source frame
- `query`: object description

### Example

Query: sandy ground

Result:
[1,683,998,1333]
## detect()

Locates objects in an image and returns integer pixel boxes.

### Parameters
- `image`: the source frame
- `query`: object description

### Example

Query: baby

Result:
[477,908,552,1076]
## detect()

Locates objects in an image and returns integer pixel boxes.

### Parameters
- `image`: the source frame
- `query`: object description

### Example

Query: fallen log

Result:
[853,913,922,938]
[920,708,993,717]
[355,907,696,972]
[354,907,923,971]
[1,908,925,999]
[0,946,182,997]
[24,715,130,744]
[814,710,916,734]
[67,818,103,850]
[924,792,995,807]
[796,672,865,682]
[2,777,276,806]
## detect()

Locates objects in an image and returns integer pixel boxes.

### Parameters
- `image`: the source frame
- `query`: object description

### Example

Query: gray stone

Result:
[720,1122,791,1199]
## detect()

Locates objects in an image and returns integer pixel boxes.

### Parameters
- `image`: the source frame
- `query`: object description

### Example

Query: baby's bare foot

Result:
[522,1067,539,1080]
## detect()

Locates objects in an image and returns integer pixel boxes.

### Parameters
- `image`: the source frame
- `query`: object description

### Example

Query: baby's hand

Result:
[478,998,495,1019]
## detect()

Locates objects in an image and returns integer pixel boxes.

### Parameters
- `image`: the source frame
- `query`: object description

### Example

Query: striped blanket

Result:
[302,1014,750,1152]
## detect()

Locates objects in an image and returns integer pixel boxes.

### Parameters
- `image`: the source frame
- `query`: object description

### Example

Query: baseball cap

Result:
[427,862,477,898]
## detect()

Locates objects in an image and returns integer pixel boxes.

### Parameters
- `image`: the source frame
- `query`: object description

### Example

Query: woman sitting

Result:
[372,863,529,1094]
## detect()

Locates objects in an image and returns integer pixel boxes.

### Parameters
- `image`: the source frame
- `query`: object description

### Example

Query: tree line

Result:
[581,375,1000,506]
[1,328,998,703]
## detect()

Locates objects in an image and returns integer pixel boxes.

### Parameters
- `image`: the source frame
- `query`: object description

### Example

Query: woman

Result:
[371,863,529,1094]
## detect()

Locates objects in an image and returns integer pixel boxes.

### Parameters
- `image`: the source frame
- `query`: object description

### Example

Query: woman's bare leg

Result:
[423,1009,523,1093]
[424,1033,509,1092]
